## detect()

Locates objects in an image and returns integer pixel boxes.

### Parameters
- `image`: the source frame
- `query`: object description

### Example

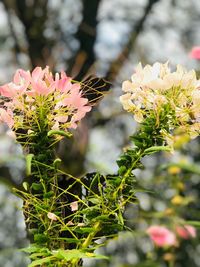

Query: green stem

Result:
[82,221,101,249]
[124,149,144,179]
[114,149,144,200]
[71,221,101,267]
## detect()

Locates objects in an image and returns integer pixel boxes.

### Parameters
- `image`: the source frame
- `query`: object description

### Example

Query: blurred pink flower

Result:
[0,108,14,128]
[176,225,196,239]
[189,46,200,60]
[147,225,177,247]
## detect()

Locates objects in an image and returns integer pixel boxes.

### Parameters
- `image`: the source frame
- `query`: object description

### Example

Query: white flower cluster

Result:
[120,62,200,144]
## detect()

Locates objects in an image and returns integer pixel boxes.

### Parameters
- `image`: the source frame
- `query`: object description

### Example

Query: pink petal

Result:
[55,115,68,123]
[0,84,17,98]
[31,81,51,96]
[13,69,31,86]
[52,121,59,130]
[56,77,72,93]
[31,67,45,82]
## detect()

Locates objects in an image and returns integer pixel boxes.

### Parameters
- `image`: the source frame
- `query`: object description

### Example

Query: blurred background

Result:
[0,0,200,266]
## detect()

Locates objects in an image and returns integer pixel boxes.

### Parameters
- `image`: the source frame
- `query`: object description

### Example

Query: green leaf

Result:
[26,154,34,176]
[88,197,101,205]
[30,252,49,260]
[21,246,39,254]
[144,146,172,155]
[56,249,85,261]
[28,256,54,267]
[43,191,54,198]
[32,183,43,191]
[55,249,108,261]
[34,234,49,244]
[47,130,72,138]
[92,215,110,222]
[21,245,51,259]
[22,182,29,191]
[118,166,127,175]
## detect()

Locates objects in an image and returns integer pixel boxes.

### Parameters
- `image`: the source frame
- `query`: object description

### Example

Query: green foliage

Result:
[23,245,108,267]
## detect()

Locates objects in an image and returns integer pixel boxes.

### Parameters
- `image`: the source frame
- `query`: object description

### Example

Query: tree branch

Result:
[67,0,101,80]
[105,0,160,82]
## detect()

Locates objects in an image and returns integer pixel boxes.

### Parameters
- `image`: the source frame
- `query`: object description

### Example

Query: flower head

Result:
[0,67,92,135]
[120,62,200,145]
[147,225,177,247]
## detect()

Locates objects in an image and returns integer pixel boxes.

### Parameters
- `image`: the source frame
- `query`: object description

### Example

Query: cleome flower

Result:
[0,67,91,135]
[120,62,200,145]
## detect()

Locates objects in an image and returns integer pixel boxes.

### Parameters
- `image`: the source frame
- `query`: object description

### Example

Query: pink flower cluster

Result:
[0,67,91,131]
[147,225,196,247]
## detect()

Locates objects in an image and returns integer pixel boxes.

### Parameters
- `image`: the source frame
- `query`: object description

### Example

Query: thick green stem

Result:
[82,221,101,249]
[70,221,101,267]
